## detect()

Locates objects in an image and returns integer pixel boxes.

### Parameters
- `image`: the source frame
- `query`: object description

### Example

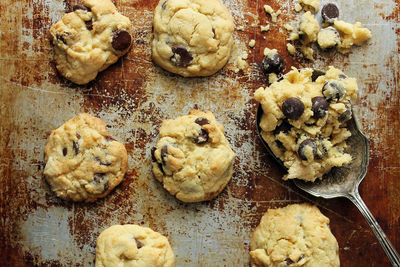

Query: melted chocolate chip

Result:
[273,119,292,135]
[322,80,346,102]
[135,238,144,249]
[275,140,286,151]
[170,45,193,67]
[298,139,317,161]
[151,147,157,162]
[339,74,347,79]
[321,3,339,24]
[195,117,210,126]
[316,140,328,159]
[56,33,69,45]
[62,147,67,156]
[72,141,79,155]
[112,30,132,51]
[282,98,304,120]
[161,145,168,165]
[261,53,285,75]
[96,157,111,166]
[85,20,93,30]
[76,133,81,139]
[161,0,168,9]
[285,258,295,265]
[311,96,329,118]
[193,129,209,144]
[73,4,90,12]
[94,173,106,183]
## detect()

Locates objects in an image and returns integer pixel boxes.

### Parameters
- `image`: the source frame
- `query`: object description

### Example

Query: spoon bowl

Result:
[256,97,400,265]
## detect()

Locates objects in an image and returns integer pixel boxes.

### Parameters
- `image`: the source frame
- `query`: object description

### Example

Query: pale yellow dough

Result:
[250,203,340,267]
[255,67,358,181]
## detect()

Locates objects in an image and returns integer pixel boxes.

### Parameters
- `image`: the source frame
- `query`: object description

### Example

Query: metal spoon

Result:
[256,103,400,266]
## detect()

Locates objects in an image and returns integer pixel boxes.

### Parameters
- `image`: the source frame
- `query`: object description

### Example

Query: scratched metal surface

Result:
[0,0,399,266]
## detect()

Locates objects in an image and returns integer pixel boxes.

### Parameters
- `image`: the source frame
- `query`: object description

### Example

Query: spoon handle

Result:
[348,190,400,266]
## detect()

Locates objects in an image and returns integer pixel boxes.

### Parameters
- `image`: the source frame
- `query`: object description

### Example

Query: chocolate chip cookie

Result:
[255,67,358,182]
[152,0,234,77]
[96,224,175,267]
[151,110,236,202]
[250,203,340,267]
[44,113,128,202]
[50,0,132,84]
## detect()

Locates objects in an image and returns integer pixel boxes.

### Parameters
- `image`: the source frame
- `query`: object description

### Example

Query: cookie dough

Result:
[96,224,175,267]
[299,0,320,13]
[151,110,236,202]
[250,203,340,267]
[317,27,340,49]
[44,113,128,202]
[50,0,132,84]
[333,20,372,53]
[152,0,234,77]
[255,67,358,181]
[299,11,320,45]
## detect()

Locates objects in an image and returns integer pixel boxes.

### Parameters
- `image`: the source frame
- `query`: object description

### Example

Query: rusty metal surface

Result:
[0,0,399,266]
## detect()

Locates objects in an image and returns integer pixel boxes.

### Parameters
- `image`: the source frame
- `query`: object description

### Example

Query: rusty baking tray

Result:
[0,0,399,266]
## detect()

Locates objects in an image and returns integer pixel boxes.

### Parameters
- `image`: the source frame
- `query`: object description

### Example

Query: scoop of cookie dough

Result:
[152,110,236,202]
[152,0,234,77]
[250,203,340,267]
[50,0,132,84]
[255,67,358,181]
[96,224,175,267]
[44,113,128,202]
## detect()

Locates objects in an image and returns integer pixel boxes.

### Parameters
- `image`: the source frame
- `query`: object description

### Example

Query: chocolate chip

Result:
[195,117,210,126]
[285,258,294,265]
[322,80,346,102]
[112,30,132,51]
[161,0,168,9]
[311,70,325,82]
[95,157,111,166]
[135,238,144,249]
[72,141,79,155]
[298,139,317,161]
[151,147,157,162]
[62,147,67,156]
[161,145,168,165]
[56,33,69,45]
[312,96,329,118]
[282,98,304,120]
[94,173,106,183]
[85,20,93,30]
[275,140,286,151]
[170,45,193,67]
[339,102,352,122]
[104,181,109,191]
[316,140,328,159]
[339,74,347,79]
[73,4,90,12]
[193,129,209,144]
[261,53,285,75]
[76,133,81,139]
[273,119,292,135]
[322,3,339,24]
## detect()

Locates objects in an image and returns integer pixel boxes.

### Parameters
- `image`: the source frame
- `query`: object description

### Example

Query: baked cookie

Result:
[44,113,128,202]
[96,224,175,267]
[255,67,358,182]
[250,203,340,267]
[152,0,234,77]
[151,110,236,202]
[50,0,132,84]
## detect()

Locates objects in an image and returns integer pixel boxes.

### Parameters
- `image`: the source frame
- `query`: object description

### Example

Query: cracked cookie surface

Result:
[250,203,339,267]
[50,0,132,84]
[152,0,234,77]
[96,224,175,267]
[44,113,128,202]
[152,110,236,202]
